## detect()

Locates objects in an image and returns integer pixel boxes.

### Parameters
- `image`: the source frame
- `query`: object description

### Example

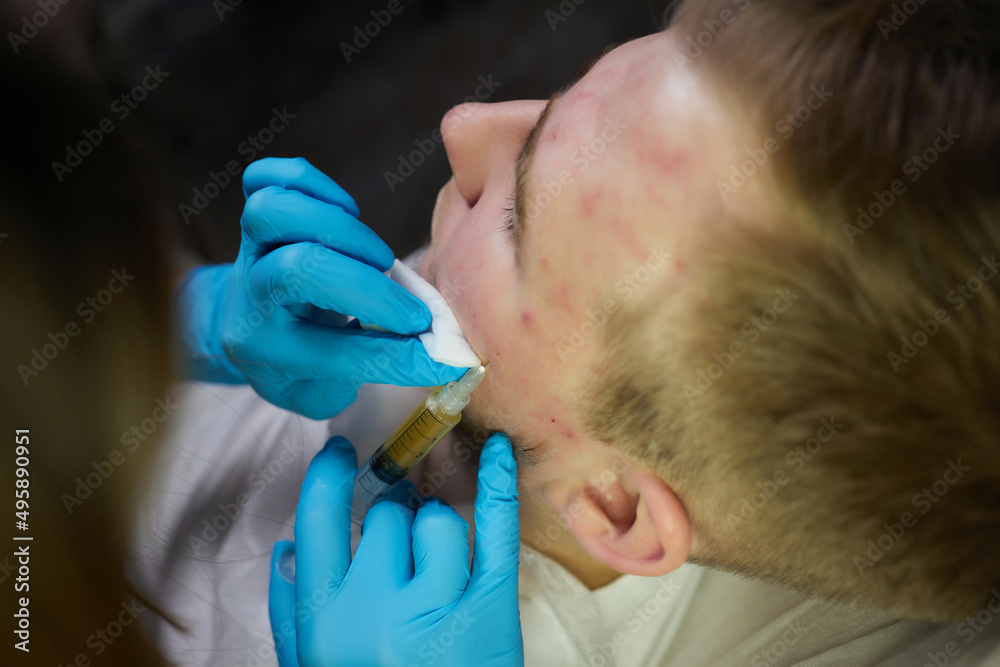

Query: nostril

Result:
[462,188,481,209]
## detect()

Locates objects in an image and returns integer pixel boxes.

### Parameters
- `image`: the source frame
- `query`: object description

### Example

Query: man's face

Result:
[418,29,761,556]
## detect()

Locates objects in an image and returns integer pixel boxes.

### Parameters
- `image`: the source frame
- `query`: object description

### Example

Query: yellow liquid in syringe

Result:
[351,365,486,525]
[369,395,461,482]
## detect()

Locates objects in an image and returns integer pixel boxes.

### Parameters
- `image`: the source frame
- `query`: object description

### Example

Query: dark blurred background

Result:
[4,0,665,265]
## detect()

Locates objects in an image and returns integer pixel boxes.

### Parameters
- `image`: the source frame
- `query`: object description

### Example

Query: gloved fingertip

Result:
[385,479,422,510]
[474,432,519,535]
[471,432,520,580]
[271,539,295,560]
[481,432,518,496]
[322,435,354,455]
[299,437,356,513]
[418,496,469,536]
[271,540,296,584]
[268,540,299,667]
[372,242,396,274]
[409,300,433,333]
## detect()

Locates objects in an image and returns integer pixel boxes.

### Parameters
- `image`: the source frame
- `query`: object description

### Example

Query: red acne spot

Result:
[548,129,559,141]
[675,259,687,273]
[556,283,574,313]
[540,256,550,270]
[641,149,686,174]
[521,309,535,328]
[551,418,556,423]
[580,191,602,217]
[562,429,575,440]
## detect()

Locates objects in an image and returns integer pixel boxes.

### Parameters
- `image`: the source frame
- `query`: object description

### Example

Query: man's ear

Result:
[553,465,691,577]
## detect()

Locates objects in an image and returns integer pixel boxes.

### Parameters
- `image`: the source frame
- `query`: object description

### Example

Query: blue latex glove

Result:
[268,432,523,667]
[174,157,467,418]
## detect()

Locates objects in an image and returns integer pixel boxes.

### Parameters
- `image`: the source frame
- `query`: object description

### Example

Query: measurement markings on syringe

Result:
[392,411,450,464]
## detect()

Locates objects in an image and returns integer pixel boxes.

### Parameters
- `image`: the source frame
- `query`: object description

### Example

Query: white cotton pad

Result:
[361,259,480,368]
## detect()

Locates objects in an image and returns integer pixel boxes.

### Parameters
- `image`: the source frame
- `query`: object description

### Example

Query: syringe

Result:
[274,365,488,585]
[351,364,487,527]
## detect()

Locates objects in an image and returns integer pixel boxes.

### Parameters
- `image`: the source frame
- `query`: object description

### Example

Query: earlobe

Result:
[565,468,691,577]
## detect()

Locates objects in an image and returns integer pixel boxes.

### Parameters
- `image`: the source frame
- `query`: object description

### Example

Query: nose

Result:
[440,100,548,208]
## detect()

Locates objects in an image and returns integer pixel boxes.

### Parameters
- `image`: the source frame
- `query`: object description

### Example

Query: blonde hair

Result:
[585,0,1000,623]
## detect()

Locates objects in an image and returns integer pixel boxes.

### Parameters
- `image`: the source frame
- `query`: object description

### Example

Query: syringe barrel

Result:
[350,463,394,527]
[350,393,461,524]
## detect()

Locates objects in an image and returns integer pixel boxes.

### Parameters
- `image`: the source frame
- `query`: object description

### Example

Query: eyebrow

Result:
[512,45,619,266]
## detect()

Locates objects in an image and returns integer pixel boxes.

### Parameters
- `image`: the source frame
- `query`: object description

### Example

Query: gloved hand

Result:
[174,157,467,418]
[268,432,523,667]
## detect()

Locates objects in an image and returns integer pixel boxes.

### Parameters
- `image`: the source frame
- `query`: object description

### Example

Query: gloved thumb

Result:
[470,432,520,586]
[268,541,300,667]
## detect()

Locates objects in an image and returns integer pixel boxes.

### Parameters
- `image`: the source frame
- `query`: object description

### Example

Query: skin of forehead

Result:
[519,35,735,317]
